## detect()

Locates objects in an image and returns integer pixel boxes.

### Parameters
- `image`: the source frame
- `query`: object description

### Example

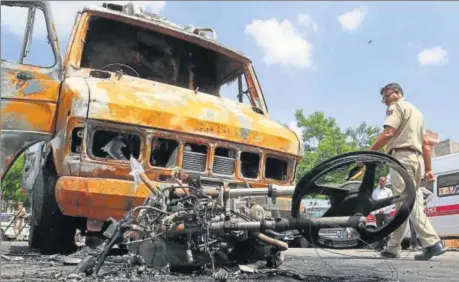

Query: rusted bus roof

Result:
[79,3,250,63]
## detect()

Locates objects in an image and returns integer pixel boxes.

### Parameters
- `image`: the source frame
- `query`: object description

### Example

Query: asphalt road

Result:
[1,241,458,282]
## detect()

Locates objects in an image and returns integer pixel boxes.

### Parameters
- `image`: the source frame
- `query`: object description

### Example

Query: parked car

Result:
[1,212,30,241]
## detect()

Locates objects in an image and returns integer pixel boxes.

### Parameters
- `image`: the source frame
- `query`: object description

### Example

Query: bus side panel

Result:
[427,168,459,238]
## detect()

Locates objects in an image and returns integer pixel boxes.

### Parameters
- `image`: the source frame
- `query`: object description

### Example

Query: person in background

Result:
[371,176,393,251]
[409,186,434,251]
[13,202,27,241]
[74,229,87,247]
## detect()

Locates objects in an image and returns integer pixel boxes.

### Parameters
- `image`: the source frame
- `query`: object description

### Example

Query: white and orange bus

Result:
[366,152,459,249]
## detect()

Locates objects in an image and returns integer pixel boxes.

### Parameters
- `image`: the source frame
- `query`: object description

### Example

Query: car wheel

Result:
[31,160,78,255]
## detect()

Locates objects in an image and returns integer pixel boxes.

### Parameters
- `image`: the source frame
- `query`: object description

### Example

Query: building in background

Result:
[433,138,459,158]
[423,130,459,158]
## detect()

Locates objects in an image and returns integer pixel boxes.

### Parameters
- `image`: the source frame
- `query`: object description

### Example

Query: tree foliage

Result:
[294,110,388,188]
[1,154,28,210]
[345,121,381,149]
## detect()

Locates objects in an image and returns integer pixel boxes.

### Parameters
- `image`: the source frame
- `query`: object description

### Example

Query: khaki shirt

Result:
[384,98,424,154]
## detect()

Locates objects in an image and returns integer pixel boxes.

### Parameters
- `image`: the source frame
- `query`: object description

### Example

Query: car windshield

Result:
[0,214,13,222]
[80,16,254,106]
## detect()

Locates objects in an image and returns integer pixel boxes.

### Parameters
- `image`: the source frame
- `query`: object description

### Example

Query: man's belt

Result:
[388,147,422,156]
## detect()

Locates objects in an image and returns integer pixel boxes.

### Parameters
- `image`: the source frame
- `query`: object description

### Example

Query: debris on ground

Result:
[0,244,408,282]
[1,254,24,261]
[64,257,83,266]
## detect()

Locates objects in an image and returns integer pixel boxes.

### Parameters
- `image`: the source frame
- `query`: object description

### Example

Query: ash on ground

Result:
[1,246,396,282]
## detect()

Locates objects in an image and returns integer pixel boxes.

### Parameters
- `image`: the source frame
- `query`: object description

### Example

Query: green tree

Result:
[1,154,28,211]
[295,110,358,182]
[294,111,388,188]
[345,121,381,149]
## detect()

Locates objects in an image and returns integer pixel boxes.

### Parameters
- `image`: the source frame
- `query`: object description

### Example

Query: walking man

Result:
[368,82,446,260]
[371,176,393,251]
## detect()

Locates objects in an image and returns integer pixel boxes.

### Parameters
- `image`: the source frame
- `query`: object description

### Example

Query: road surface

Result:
[1,241,458,281]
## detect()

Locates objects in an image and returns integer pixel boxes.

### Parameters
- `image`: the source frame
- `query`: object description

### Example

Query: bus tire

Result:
[31,158,78,255]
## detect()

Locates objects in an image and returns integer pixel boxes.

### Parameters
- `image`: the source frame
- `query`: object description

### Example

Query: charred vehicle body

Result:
[2,1,301,254]
[1,1,416,267]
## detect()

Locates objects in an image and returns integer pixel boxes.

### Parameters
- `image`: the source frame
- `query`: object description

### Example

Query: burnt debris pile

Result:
[69,151,415,281]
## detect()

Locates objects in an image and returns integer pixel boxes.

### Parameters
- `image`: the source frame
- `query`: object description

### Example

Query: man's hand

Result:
[349,166,366,181]
[424,170,435,183]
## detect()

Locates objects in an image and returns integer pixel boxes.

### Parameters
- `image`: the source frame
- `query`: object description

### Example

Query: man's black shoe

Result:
[414,241,447,261]
[379,250,399,259]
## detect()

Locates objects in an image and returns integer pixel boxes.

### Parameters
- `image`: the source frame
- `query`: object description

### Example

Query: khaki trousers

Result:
[14,219,24,240]
[386,150,439,254]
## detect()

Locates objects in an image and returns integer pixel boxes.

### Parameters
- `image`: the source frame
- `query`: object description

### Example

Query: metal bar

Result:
[227,185,295,198]
[19,6,36,63]
[228,188,269,197]
[164,215,365,237]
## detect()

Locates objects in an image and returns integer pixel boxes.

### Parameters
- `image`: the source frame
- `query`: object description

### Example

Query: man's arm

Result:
[422,136,433,173]
[369,126,397,151]
[369,104,401,152]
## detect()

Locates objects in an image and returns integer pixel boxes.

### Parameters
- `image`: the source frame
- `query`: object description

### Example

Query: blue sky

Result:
[2,1,458,142]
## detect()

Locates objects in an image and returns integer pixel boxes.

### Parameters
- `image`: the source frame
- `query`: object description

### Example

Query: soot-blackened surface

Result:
[5,242,458,282]
[0,244,387,282]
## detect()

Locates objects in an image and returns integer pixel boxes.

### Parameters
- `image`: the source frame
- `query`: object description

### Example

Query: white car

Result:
[1,213,30,241]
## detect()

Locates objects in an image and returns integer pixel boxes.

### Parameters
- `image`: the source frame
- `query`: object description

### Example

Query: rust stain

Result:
[1,101,57,132]
[66,13,90,67]
[55,176,151,220]
[1,60,61,178]
[65,119,299,186]
[2,69,60,101]
[83,79,299,155]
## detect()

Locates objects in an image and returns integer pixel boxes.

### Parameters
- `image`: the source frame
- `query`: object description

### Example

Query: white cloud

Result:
[337,7,367,32]
[245,18,313,69]
[297,14,318,33]
[417,46,449,66]
[1,1,166,41]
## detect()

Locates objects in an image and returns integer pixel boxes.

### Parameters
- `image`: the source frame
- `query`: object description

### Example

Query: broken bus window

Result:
[150,138,179,168]
[240,151,260,179]
[265,156,289,181]
[91,130,141,161]
[79,16,255,106]
[1,5,55,67]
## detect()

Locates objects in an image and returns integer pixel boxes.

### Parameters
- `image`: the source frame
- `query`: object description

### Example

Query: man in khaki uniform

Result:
[368,82,446,260]
[13,202,26,241]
